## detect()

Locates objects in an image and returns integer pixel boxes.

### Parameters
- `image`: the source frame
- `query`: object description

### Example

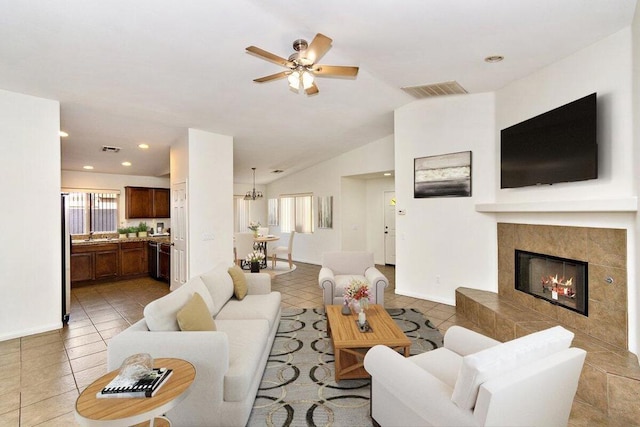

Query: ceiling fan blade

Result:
[253,71,289,83]
[312,65,359,77]
[305,82,319,95]
[305,33,332,63]
[246,46,294,68]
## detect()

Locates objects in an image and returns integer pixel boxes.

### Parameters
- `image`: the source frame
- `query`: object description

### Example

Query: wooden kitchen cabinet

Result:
[152,188,170,218]
[71,243,119,283]
[125,187,151,218]
[70,252,93,282]
[94,247,119,279]
[120,241,148,276]
[125,186,170,219]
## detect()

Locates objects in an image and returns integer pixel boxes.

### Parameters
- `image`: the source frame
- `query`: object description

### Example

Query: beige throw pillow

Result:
[176,292,216,331]
[228,265,248,300]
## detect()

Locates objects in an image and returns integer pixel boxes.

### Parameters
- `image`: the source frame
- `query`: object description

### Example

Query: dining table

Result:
[253,235,280,268]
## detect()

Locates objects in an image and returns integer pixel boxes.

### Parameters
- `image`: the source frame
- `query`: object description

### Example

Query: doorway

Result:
[384,191,396,265]
[171,182,187,291]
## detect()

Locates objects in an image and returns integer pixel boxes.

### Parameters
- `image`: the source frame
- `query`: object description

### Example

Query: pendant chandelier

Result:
[244,167,263,200]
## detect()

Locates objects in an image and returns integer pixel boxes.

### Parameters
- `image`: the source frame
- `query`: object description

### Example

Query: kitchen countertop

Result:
[72,235,171,246]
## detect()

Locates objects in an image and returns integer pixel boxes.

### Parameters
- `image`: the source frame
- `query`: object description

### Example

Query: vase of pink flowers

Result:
[344,279,370,314]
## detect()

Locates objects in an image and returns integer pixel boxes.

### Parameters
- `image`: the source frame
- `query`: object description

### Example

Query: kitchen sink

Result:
[74,238,116,243]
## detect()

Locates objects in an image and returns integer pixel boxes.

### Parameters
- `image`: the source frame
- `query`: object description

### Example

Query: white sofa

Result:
[107,262,281,427]
[319,251,389,306]
[364,325,586,427]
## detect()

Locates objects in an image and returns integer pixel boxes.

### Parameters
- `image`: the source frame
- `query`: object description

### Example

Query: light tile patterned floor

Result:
[0,262,456,426]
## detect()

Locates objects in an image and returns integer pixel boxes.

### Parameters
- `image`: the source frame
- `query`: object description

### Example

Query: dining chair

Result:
[234,232,256,268]
[257,226,269,237]
[271,231,295,269]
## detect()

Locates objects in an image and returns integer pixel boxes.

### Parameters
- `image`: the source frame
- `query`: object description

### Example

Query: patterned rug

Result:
[247,307,444,427]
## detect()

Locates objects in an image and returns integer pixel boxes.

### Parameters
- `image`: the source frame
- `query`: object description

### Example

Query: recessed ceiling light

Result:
[484,55,504,63]
[122,161,132,167]
[83,165,94,170]
[59,131,69,137]
[138,143,149,149]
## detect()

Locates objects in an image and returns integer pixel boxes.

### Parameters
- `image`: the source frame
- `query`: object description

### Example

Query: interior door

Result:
[171,182,188,291]
[384,191,396,265]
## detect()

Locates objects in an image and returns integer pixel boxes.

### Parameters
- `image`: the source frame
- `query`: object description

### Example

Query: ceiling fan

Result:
[246,33,359,95]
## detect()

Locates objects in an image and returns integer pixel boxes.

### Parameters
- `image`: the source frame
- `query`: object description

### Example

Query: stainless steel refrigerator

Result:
[61,193,71,323]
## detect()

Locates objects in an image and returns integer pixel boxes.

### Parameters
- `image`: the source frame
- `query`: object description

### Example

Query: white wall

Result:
[494,28,634,205]
[393,27,638,353]
[186,129,234,277]
[0,89,61,341]
[341,177,367,251]
[632,0,640,359]
[394,92,497,305]
[493,28,637,355]
[61,170,171,231]
[266,135,395,265]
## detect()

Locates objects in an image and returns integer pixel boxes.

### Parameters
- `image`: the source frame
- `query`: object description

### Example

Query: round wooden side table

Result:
[75,358,196,427]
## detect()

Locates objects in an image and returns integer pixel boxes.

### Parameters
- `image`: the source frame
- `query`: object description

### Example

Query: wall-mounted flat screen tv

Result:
[500,93,597,189]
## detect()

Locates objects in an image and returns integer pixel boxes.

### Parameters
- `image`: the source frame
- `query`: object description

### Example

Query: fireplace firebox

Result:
[515,250,588,316]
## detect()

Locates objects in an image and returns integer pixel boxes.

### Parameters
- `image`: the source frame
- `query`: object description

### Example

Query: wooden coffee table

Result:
[326,304,411,381]
[75,357,195,427]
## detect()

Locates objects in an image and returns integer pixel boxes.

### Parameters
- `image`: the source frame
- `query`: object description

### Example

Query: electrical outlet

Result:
[436,275,440,284]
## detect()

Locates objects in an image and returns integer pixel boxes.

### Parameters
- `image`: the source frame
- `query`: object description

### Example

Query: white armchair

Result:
[319,251,388,306]
[364,325,586,427]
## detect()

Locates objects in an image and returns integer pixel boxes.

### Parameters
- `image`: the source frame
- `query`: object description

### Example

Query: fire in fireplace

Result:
[515,250,588,316]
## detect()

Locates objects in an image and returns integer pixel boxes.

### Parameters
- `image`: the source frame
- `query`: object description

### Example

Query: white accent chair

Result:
[234,232,256,269]
[257,226,269,237]
[318,251,388,306]
[271,231,295,269]
[364,325,586,427]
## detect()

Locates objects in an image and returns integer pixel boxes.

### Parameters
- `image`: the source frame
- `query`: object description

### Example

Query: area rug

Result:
[262,261,297,276]
[247,307,444,427]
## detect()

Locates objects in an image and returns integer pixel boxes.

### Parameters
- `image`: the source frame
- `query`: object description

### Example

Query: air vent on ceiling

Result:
[401,81,468,99]
[101,145,121,153]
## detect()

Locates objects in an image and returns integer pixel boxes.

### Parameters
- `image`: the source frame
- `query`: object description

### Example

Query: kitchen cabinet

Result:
[125,187,170,219]
[70,252,93,282]
[71,243,119,283]
[125,187,151,218]
[152,188,170,218]
[120,241,148,276]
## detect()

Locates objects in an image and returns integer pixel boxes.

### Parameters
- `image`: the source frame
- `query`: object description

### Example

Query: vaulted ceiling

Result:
[0,0,635,184]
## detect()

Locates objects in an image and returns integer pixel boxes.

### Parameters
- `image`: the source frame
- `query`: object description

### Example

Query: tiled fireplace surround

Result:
[456,223,640,424]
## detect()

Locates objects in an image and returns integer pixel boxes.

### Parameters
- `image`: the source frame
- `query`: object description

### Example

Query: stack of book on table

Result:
[97,367,173,398]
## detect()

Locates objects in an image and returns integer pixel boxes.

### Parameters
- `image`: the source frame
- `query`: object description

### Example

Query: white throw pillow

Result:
[143,277,214,331]
[200,264,235,315]
[451,326,574,409]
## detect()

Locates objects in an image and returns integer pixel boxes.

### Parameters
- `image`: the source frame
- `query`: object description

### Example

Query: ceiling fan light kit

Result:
[246,33,358,95]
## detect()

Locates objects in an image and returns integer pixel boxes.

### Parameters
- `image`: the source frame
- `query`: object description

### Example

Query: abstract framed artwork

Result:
[414,151,472,198]
[268,198,278,226]
[317,196,333,228]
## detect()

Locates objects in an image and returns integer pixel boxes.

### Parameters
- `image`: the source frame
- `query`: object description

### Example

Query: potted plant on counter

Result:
[117,227,128,239]
[126,227,137,238]
[137,222,148,237]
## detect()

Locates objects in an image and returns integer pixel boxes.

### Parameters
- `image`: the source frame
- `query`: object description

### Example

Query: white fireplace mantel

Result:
[475,197,638,213]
